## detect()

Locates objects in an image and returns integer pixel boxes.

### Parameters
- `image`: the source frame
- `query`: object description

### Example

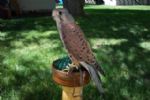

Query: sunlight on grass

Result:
[90,38,127,49]
[0,32,7,39]
[21,30,57,40]
[129,25,149,34]
[139,41,150,51]
[85,5,150,10]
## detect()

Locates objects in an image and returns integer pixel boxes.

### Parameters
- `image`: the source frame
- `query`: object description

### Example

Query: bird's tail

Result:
[95,62,105,76]
[80,61,104,94]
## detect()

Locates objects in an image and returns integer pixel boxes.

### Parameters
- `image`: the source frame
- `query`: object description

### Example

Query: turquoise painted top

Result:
[53,56,71,70]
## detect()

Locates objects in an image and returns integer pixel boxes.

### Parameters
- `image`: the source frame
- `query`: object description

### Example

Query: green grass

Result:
[0,5,150,100]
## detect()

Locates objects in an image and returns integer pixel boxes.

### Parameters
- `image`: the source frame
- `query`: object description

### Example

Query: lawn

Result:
[0,5,150,100]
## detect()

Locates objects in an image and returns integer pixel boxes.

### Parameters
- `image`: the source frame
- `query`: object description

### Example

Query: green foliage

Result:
[0,5,150,100]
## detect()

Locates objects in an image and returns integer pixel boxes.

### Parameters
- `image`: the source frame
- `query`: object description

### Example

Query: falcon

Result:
[52,8,105,93]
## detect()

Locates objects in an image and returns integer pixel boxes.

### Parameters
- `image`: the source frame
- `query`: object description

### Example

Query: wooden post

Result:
[52,58,90,100]
[62,86,83,100]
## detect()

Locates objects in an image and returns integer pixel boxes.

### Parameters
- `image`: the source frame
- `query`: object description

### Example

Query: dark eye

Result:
[59,11,62,15]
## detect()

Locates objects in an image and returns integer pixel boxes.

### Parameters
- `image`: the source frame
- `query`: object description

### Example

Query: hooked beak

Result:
[52,9,63,22]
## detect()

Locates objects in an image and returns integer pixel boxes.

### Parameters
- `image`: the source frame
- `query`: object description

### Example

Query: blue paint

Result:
[59,0,63,4]
[53,56,72,70]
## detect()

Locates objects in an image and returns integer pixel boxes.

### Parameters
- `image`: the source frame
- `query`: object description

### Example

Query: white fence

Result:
[85,0,95,4]
[104,0,150,6]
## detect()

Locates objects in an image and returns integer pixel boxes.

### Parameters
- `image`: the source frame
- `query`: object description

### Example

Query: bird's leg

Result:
[67,62,80,75]
[62,62,79,73]
[62,55,79,72]
[69,63,80,69]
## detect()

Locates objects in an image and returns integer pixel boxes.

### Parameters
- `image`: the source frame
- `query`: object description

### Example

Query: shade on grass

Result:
[0,5,150,100]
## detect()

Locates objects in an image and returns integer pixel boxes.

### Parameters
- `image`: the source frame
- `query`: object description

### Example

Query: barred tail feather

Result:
[95,61,105,76]
[80,61,104,94]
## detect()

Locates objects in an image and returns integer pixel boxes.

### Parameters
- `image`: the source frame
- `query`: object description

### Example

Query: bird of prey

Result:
[52,8,105,93]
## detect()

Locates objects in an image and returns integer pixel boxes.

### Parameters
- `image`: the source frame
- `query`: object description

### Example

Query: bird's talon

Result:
[62,68,69,72]
[66,65,69,69]
[76,66,78,69]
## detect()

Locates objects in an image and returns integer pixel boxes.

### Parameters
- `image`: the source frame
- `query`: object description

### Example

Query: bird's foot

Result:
[62,65,70,72]
[68,63,79,69]
[62,63,79,75]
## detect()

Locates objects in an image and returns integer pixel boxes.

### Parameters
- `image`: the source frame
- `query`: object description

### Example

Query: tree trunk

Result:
[63,0,85,16]
[95,0,104,5]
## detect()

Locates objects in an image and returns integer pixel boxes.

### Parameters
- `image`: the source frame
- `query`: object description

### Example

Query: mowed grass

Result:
[0,5,150,100]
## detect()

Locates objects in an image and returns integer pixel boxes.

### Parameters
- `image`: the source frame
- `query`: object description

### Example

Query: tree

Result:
[95,0,104,5]
[63,0,85,16]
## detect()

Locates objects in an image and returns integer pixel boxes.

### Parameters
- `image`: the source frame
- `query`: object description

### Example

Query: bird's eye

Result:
[59,11,62,15]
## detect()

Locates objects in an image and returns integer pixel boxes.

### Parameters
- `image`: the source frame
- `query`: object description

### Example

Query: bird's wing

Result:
[61,22,105,75]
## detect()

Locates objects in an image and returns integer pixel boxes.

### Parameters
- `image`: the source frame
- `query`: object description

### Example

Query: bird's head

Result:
[52,8,75,24]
